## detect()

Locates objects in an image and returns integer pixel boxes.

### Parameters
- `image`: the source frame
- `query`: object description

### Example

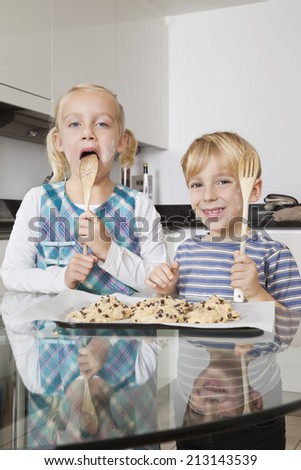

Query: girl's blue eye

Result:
[96,122,109,128]
[69,122,80,128]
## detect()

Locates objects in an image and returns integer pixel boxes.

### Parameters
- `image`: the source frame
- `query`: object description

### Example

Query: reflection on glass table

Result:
[175,334,287,450]
[1,290,301,450]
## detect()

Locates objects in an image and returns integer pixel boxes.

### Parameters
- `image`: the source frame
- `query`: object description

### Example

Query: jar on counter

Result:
[143,163,152,199]
[121,167,131,187]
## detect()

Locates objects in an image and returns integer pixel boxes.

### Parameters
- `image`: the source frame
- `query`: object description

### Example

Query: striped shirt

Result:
[175,231,301,310]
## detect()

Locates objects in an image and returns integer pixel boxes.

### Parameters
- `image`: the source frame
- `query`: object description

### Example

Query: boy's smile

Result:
[188,156,243,240]
[188,154,262,241]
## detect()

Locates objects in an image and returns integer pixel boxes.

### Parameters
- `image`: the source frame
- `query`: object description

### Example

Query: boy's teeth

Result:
[206,209,222,216]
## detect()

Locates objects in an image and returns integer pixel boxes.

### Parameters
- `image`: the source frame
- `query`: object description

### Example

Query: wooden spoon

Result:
[79,153,98,255]
[233,150,260,303]
[240,354,251,415]
[80,376,99,435]
[79,337,99,436]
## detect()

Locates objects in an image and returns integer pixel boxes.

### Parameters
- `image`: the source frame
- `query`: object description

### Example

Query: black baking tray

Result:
[54,320,264,337]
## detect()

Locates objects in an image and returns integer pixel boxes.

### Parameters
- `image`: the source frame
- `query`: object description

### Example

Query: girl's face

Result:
[188,155,261,240]
[53,89,126,183]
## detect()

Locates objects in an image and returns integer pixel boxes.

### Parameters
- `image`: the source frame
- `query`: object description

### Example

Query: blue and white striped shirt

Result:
[175,231,301,310]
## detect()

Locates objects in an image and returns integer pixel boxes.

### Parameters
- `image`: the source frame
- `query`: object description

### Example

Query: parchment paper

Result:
[4,289,275,332]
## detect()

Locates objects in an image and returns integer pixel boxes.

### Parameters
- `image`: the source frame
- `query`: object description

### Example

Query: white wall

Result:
[0,136,51,199]
[1,0,301,206]
[145,0,301,205]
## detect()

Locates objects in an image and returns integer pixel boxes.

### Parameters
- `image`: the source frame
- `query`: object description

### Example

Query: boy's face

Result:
[184,351,262,425]
[53,89,126,184]
[186,353,246,423]
[188,156,261,240]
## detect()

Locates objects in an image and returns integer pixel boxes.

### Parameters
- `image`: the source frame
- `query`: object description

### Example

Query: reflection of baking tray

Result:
[54,320,264,337]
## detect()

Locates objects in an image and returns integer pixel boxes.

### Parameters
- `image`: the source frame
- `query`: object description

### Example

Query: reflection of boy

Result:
[175,336,286,450]
[183,350,263,426]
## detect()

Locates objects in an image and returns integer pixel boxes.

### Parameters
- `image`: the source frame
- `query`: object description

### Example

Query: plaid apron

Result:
[36,182,141,295]
[27,324,157,449]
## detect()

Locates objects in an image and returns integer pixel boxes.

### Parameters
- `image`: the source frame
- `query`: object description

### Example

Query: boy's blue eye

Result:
[191,408,204,416]
[190,182,202,189]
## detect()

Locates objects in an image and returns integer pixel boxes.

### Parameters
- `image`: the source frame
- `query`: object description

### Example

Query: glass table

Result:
[1,290,301,450]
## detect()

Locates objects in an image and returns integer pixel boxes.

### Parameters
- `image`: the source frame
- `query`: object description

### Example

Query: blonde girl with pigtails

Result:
[2,83,168,294]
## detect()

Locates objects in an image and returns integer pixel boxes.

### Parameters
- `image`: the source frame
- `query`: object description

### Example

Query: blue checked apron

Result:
[37,182,141,295]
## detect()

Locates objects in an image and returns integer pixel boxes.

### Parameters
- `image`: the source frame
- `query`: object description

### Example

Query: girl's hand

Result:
[78,210,111,262]
[78,338,111,379]
[145,261,179,295]
[65,253,97,289]
[231,250,266,301]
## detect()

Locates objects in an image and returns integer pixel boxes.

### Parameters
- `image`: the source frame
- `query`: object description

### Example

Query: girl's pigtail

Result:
[119,129,138,169]
[46,128,69,182]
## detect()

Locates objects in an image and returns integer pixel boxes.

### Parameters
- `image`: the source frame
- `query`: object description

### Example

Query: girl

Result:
[145,131,301,309]
[2,83,167,294]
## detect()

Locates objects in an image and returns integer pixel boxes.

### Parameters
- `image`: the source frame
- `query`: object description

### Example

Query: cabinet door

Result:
[116,1,168,148]
[51,0,168,148]
[51,0,116,108]
[0,0,52,113]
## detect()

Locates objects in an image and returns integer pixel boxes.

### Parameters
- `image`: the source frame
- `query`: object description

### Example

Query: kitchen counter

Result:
[1,290,301,450]
[155,204,301,229]
[1,200,301,241]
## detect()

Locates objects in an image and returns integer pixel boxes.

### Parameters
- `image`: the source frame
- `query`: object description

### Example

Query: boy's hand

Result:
[78,210,111,262]
[65,253,98,289]
[145,261,179,295]
[231,250,265,301]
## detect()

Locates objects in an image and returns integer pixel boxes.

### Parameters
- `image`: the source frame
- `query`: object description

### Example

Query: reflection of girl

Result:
[1,292,161,449]
[175,335,286,450]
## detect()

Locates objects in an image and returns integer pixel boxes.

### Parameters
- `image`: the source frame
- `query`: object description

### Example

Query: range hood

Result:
[0,102,52,145]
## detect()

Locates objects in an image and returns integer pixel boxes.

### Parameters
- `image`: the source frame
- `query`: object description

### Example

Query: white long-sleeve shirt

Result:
[2,186,168,294]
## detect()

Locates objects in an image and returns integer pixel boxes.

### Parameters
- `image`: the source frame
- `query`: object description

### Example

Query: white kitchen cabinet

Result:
[0,0,52,114]
[51,0,116,108]
[266,229,301,272]
[116,1,168,148]
[51,0,168,148]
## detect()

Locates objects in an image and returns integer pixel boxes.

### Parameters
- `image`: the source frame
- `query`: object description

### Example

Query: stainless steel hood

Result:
[0,102,51,145]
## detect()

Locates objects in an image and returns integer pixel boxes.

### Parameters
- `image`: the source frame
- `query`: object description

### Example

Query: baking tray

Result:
[7,290,275,335]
